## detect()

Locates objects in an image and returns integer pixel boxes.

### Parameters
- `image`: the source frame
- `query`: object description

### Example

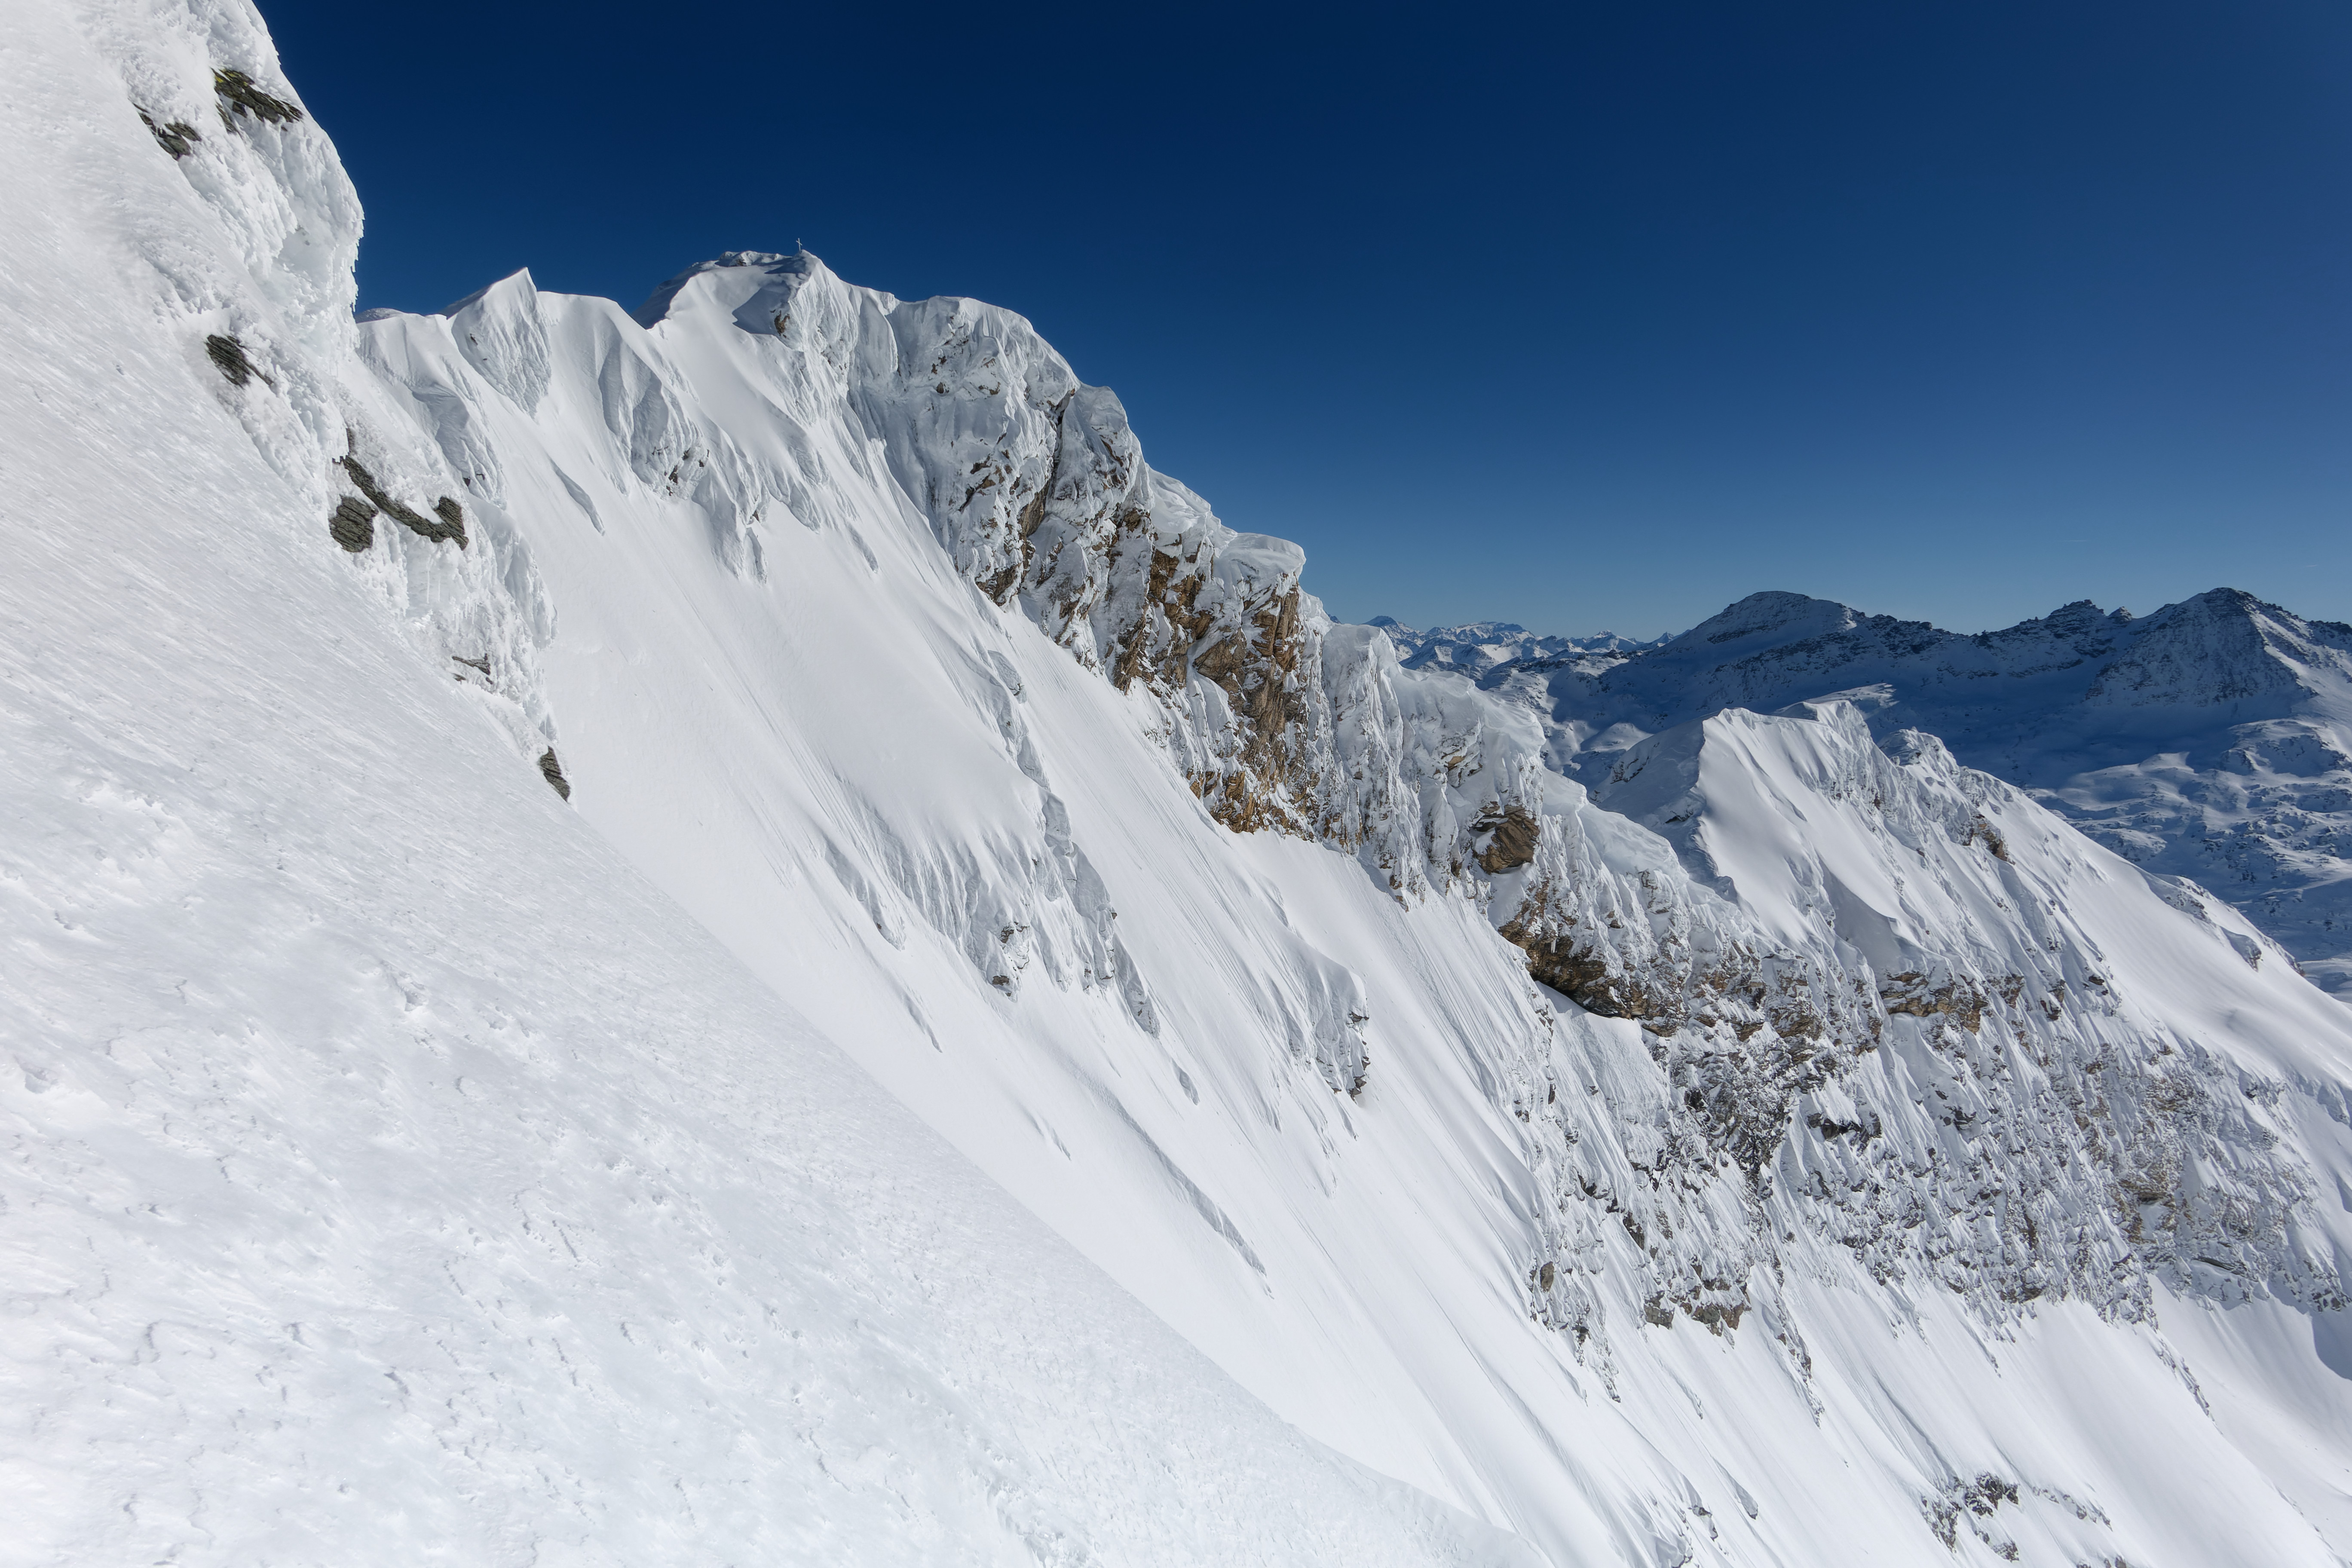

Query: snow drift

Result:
[9,2,2352,1565]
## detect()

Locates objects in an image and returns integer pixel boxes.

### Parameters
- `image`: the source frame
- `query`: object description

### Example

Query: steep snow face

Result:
[16,3,2352,1565]
[1575,704,2350,1317]
[0,7,1548,1568]
[345,257,2352,1560]
[1367,618,1669,679]
[1486,588,2352,994]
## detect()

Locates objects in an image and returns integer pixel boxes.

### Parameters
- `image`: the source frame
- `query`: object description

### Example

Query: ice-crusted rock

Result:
[1531,704,2340,1344]
[63,0,565,780]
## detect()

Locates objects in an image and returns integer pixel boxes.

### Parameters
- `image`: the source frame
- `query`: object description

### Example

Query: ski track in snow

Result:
[7,2,2352,1565]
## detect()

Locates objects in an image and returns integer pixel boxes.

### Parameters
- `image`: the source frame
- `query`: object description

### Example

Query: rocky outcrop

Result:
[328,495,374,551]
[139,109,201,159]
[337,455,465,547]
[1474,804,1540,873]
[211,66,302,127]
[205,331,263,387]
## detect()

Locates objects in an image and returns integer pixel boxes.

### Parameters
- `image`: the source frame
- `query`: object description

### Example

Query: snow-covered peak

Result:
[632,248,842,331]
[1661,588,1880,652]
[2084,585,2345,713]
[1552,584,2345,742]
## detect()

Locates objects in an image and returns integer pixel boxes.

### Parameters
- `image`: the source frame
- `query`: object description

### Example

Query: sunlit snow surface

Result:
[8,3,2352,1565]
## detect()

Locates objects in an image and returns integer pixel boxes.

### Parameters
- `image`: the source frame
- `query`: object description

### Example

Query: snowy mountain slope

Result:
[12,1,2352,1564]
[351,260,2352,1559]
[1482,589,2352,994]
[1367,619,1669,679]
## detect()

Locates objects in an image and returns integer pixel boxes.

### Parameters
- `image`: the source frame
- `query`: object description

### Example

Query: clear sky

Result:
[273,1,2352,639]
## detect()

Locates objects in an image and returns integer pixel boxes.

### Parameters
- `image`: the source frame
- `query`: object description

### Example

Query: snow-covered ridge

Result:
[12,0,2352,1562]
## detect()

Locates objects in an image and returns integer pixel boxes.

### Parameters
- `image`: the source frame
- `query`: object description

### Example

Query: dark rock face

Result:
[212,68,303,127]
[138,110,201,159]
[537,749,571,800]
[337,457,466,548]
[328,497,375,552]
[205,334,262,387]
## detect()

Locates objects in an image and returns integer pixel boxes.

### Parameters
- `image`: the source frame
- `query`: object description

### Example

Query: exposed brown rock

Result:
[1879,971,1989,1033]
[1476,805,1540,873]
[1499,917,1684,1026]
[1965,816,2010,861]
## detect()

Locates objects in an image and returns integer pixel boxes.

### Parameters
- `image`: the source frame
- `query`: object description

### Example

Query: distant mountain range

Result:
[1390,589,2352,994]
[1366,616,1670,677]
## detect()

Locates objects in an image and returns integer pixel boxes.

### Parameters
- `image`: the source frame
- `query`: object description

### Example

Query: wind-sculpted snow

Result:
[753,238,2352,1330]
[13,1,2352,1562]
[1582,707,2341,1318]
[344,246,2352,1555]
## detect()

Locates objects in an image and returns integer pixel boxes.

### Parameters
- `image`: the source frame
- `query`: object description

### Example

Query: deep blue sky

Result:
[273,1,2352,638]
